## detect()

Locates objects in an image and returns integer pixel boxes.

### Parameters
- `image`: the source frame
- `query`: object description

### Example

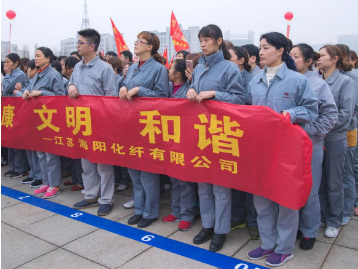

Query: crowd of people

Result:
[2,24,358,267]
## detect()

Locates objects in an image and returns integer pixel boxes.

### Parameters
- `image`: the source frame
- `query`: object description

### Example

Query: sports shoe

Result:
[4,170,14,177]
[209,233,226,252]
[178,220,194,231]
[324,226,341,238]
[33,185,49,195]
[97,204,113,216]
[162,214,180,223]
[10,172,28,178]
[247,247,274,260]
[300,237,316,250]
[44,187,61,199]
[248,226,260,240]
[342,217,351,226]
[116,184,128,191]
[21,177,35,184]
[30,179,43,188]
[231,220,247,231]
[73,199,99,209]
[123,199,134,209]
[193,228,214,245]
[71,185,84,191]
[266,252,294,267]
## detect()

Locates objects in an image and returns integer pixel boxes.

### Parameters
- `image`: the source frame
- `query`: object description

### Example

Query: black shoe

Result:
[297,230,303,239]
[128,214,143,225]
[300,237,316,250]
[21,177,35,184]
[193,228,214,245]
[10,172,26,178]
[4,170,14,177]
[138,218,157,228]
[209,233,226,252]
[73,199,99,209]
[97,204,113,216]
[30,179,43,188]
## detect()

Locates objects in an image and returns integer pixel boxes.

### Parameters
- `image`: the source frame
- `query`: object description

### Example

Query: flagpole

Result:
[9,23,12,53]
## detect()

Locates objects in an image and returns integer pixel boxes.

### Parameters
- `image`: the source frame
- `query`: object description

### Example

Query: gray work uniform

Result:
[250,65,261,76]
[3,67,29,174]
[190,50,245,234]
[30,65,66,187]
[115,74,123,96]
[122,57,169,219]
[341,70,358,218]
[300,71,338,238]
[169,81,196,222]
[247,63,318,254]
[319,69,355,228]
[69,56,116,204]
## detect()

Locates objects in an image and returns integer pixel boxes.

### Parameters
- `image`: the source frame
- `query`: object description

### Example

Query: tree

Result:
[22,43,30,58]
[52,46,60,57]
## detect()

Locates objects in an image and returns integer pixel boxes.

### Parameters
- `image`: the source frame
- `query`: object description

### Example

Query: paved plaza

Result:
[1,169,358,269]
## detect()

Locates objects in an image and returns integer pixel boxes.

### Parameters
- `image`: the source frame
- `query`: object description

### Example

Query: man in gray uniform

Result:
[69,28,117,216]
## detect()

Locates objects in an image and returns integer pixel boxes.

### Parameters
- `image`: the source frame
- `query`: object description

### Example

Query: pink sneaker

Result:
[33,185,49,195]
[44,186,61,199]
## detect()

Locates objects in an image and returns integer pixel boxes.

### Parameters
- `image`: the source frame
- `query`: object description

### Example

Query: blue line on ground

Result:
[1,186,267,269]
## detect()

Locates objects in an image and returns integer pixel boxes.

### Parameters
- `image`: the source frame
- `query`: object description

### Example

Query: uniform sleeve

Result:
[246,82,253,105]
[333,78,355,130]
[307,83,338,138]
[2,72,26,95]
[41,74,66,96]
[68,65,78,89]
[214,68,246,105]
[137,67,169,98]
[285,78,318,124]
[189,68,197,90]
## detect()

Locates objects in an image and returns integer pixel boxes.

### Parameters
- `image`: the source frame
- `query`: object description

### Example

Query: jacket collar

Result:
[324,69,340,85]
[80,56,100,68]
[37,64,52,78]
[198,50,224,67]
[135,56,155,72]
[256,62,289,84]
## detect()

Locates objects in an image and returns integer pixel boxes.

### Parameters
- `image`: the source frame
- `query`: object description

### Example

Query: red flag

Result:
[168,55,175,69]
[110,18,130,54]
[170,11,190,52]
[162,47,169,69]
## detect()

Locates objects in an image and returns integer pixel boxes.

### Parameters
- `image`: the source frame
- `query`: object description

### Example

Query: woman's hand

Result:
[68,85,79,98]
[3,64,11,74]
[119,86,129,100]
[15,82,22,91]
[127,87,139,100]
[196,91,215,103]
[23,90,31,99]
[185,69,193,82]
[30,90,41,97]
[187,88,198,101]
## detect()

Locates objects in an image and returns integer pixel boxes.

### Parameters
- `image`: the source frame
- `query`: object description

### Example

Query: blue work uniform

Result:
[299,70,338,238]
[123,56,169,220]
[190,50,246,234]
[246,62,318,254]
[31,65,66,187]
[318,69,355,228]
[69,56,117,205]
[250,65,261,76]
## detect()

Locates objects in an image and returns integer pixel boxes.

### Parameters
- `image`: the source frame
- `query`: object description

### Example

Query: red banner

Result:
[170,11,190,52]
[1,96,312,210]
[110,18,130,54]
[162,47,169,69]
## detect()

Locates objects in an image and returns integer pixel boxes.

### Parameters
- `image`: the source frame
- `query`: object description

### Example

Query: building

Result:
[153,25,200,61]
[1,41,18,61]
[224,31,254,47]
[337,34,358,52]
[60,38,78,56]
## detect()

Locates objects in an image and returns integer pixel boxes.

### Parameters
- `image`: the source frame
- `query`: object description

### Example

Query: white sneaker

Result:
[164,184,171,191]
[324,226,341,238]
[81,189,86,195]
[117,184,128,191]
[342,217,351,226]
[123,199,134,209]
[320,221,327,227]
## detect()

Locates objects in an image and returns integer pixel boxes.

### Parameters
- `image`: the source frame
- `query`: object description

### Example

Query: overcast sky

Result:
[1,0,357,56]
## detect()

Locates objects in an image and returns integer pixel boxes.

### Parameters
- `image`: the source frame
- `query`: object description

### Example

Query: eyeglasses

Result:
[77,40,97,46]
[134,39,151,45]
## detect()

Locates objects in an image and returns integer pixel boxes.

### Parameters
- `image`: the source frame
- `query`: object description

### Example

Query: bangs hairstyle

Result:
[137,31,162,63]
[320,45,352,72]
[107,56,123,74]
[198,24,231,60]
[77,28,101,52]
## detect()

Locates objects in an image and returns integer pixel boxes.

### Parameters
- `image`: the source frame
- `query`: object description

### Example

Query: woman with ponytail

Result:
[290,44,338,250]
[316,45,355,238]
[246,32,318,267]
[229,46,252,91]
[187,24,245,253]
[24,47,66,198]
[119,31,169,229]
[334,44,358,227]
